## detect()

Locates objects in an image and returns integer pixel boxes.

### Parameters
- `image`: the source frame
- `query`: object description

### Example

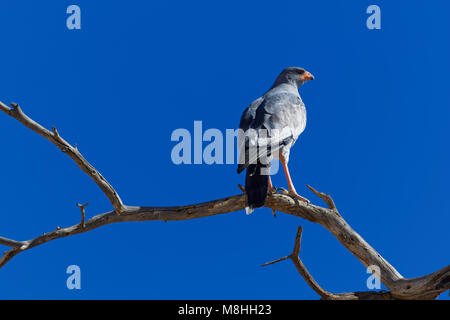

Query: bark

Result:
[0,101,448,300]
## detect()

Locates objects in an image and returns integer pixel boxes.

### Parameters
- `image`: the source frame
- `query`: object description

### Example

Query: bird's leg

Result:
[268,176,277,194]
[267,176,277,218]
[280,154,310,204]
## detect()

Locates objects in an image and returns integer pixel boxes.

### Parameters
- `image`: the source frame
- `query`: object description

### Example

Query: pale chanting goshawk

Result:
[237,67,314,214]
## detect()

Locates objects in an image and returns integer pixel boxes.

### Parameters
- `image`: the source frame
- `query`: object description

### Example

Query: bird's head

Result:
[273,67,314,88]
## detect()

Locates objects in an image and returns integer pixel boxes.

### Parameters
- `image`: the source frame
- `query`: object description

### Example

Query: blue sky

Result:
[0,0,448,299]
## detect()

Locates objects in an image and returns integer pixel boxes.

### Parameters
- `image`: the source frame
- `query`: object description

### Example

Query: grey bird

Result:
[237,67,314,214]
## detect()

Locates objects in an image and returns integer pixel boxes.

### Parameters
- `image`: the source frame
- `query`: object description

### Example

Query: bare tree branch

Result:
[0,237,25,249]
[264,192,450,300]
[0,101,126,214]
[0,100,448,300]
[263,226,393,300]
[0,194,246,269]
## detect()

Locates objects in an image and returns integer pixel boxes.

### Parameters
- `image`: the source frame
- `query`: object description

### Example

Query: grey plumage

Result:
[237,67,314,214]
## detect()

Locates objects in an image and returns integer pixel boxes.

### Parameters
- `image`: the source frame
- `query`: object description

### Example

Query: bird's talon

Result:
[288,191,310,204]
[277,187,289,195]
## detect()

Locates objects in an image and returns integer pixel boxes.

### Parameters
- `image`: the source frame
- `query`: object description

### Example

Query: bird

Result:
[237,67,314,215]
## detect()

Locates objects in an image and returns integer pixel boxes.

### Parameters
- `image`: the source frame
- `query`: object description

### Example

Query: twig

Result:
[306,184,336,210]
[262,255,290,267]
[76,203,89,229]
[0,237,25,249]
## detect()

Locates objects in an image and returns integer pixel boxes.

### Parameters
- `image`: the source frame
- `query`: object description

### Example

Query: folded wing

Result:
[237,92,303,174]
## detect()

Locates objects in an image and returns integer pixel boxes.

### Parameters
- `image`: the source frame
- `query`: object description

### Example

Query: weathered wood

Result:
[0,100,448,300]
[0,101,125,214]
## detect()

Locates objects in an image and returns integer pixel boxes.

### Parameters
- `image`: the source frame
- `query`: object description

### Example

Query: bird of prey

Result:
[237,67,314,214]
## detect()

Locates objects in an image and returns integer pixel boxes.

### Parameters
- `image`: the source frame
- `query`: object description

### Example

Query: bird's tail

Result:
[245,162,270,215]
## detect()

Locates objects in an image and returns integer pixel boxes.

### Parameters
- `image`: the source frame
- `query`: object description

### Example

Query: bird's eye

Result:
[298,70,305,74]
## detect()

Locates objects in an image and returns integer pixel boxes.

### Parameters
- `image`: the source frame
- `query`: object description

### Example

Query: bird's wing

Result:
[238,97,263,132]
[237,92,303,173]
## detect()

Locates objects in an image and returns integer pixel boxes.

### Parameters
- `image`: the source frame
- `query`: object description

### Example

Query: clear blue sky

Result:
[0,1,448,299]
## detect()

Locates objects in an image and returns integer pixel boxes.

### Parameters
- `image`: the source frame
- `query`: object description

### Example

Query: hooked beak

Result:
[301,71,314,81]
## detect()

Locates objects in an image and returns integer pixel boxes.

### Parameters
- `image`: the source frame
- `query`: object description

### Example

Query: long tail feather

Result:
[244,162,269,214]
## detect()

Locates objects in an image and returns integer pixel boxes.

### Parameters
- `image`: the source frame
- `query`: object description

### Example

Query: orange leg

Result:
[280,154,310,203]
[268,176,275,193]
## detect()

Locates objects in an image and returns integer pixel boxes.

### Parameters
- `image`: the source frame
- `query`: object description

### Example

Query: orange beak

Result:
[301,72,314,81]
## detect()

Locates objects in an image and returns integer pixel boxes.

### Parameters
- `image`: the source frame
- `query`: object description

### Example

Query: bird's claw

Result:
[268,186,278,194]
[267,186,277,218]
[273,187,310,204]
[277,187,289,195]
[289,191,310,204]
[278,188,311,204]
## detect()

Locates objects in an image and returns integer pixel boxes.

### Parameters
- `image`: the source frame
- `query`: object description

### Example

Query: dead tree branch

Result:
[0,101,448,300]
[263,226,393,300]
[0,101,126,214]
